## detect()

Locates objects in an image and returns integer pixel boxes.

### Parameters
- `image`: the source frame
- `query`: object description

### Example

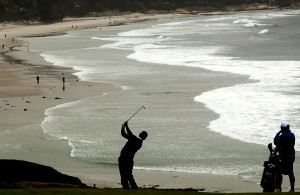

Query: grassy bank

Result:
[0,188,299,195]
[0,189,201,195]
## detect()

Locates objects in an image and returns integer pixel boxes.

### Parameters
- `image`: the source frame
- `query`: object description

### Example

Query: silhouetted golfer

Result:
[118,121,147,189]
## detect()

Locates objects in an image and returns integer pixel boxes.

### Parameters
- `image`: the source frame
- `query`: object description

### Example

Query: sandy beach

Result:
[0,13,184,142]
[0,13,270,192]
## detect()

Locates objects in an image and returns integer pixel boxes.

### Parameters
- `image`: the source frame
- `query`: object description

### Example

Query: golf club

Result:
[126,106,145,122]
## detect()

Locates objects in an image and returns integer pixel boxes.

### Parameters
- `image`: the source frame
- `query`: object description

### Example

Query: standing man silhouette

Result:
[118,121,148,189]
[274,122,295,192]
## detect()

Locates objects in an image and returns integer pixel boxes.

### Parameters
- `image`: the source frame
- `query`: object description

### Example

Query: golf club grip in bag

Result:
[260,160,277,192]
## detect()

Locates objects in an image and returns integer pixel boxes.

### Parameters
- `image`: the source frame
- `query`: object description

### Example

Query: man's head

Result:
[139,131,148,140]
[280,122,290,132]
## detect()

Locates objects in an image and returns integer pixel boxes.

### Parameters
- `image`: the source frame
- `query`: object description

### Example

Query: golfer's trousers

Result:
[118,157,138,189]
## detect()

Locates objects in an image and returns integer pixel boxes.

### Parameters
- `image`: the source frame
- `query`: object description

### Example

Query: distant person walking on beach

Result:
[118,121,147,189]
[274,122,295,192]
[36,75,39,84]
[62,77,65,91]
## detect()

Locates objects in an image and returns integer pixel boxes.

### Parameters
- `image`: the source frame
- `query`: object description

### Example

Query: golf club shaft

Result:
[127,106,145,122]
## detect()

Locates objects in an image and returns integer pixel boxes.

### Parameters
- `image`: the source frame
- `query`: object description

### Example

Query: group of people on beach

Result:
[36,74,65,88]
[119,121,296,192]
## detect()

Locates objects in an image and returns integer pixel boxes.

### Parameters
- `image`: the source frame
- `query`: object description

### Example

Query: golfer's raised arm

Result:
[121,123,129,139]
[125,123,133,137]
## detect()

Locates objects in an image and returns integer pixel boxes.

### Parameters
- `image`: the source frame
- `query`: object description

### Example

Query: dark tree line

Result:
[0,0,298,22]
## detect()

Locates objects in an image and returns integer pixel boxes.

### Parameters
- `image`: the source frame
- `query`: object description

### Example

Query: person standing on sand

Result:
[36,75,39,84]
[62,77,65,91]
[118,121,148,189]
[274,122,295,192]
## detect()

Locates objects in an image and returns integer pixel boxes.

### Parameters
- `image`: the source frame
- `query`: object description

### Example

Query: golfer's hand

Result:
[124,121,128,126]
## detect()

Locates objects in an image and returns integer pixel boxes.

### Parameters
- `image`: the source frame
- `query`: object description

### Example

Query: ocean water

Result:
[23,10,300,183]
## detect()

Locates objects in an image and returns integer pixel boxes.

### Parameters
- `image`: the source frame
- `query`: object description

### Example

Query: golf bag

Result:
[260,143,281,192]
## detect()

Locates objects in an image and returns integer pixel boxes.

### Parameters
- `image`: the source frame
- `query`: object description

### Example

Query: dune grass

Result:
[0,188,298,195]
[0,189,197,195]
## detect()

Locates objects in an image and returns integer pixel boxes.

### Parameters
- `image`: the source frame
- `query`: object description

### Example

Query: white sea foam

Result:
[120,86,131,90]
[99,36,159,50]
[98,10,300,151]
[41,51,107,82]
[266,10,300,18]
[135,164,261,181]
[258,29,269,34]
[41,52,69,67]
[233,18,268,27]
[67,139,76,157]
[128,40,300,149]
[156,21,194,26]
[134,165,238,175]
[204,15,238,22]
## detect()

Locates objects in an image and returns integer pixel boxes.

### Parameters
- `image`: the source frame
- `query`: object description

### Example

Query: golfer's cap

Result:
[280,122,289,127]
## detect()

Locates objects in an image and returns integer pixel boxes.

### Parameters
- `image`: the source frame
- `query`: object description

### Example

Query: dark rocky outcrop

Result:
[0,160,87,189]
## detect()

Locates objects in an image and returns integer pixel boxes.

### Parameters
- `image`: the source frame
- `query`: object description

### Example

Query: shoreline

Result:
[0,13,211,189]
[0,12,277,192]
[0,13,186,132]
